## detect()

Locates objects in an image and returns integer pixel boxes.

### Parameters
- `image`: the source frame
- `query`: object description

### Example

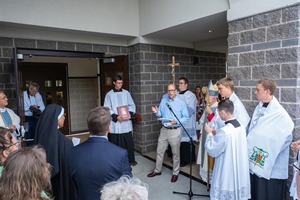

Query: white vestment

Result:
[196,101,222,182]
[205,119,251,200]
[104,89,136,133]
[0,108,20,137]
[229,92,250,130]
[290,152,300,200]
[178,90,197,141]
[247,97,294,179]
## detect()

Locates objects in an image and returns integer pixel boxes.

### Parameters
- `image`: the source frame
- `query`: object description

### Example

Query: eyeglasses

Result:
[177,82,185,85]
[115,81,123,85]
[167,89,176,92]
[6,141,20,149]
[293,163,300,171]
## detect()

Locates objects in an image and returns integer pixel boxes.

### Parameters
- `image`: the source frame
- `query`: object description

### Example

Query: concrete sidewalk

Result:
[132,153,210,200]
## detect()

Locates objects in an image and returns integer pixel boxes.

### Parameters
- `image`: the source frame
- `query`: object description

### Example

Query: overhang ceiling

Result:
[141,11,228,53]
[0,11,228,53]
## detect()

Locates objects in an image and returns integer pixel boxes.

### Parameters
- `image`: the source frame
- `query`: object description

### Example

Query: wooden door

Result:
[100,55,129,105]
[20,62,70,135]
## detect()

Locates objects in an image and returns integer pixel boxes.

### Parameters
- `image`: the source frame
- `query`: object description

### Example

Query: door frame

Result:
[14,48,105,132]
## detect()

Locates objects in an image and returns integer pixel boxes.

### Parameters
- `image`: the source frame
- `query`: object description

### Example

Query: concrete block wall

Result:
[227,4,300,192]
[0,36,226,154]
[128,43,226,154]
[69,78,98,132]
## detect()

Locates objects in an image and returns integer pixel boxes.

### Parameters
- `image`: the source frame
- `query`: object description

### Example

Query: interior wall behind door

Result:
[69,78,98,133]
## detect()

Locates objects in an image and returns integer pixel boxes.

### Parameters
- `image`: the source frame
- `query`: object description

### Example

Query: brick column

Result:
[227,4,300,191]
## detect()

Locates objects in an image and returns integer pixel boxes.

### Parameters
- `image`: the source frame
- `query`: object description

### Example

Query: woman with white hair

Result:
[101,176,148,200]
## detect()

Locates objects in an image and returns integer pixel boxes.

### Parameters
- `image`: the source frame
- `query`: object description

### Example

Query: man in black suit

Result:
[67,106,132,200]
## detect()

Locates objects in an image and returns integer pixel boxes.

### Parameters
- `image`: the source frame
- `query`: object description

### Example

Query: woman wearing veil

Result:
[33,103,76,200]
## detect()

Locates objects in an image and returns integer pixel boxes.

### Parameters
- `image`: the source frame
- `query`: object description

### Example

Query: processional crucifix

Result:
[167,56,180,84]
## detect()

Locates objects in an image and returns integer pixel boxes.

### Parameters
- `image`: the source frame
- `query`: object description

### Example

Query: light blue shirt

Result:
[156,96,189,127]
[23,91,45,117]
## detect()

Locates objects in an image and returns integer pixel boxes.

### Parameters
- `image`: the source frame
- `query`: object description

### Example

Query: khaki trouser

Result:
[155,127,181,175]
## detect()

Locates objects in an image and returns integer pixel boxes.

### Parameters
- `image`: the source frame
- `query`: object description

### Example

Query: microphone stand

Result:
[166,104,210,199]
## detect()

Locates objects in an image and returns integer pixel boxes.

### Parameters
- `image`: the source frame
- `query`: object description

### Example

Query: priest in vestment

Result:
[247,78,294,200]
[196,80,222,182]
[204,99,251,200]
[0,91,20,137]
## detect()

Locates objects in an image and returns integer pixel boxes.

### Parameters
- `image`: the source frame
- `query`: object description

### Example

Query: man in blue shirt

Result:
[23,82,45,145]
[147,84,189,183]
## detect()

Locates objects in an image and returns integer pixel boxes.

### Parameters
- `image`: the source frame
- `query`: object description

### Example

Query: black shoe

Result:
[180,162,187,167]
[130,161,138,166]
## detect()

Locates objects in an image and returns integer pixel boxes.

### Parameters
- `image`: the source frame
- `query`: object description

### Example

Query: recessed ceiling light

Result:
[205,30,214,33]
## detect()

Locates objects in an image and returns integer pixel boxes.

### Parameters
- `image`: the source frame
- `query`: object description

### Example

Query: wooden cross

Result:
[167,56,180,84]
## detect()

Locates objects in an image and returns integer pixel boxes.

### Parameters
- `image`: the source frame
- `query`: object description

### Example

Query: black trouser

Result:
[25,116,39,146]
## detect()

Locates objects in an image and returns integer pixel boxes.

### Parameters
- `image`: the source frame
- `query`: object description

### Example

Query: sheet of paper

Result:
[72,137,81,146]
[157,118,172,121]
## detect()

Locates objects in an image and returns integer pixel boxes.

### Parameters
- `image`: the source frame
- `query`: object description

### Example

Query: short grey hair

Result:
[101,175,149,200]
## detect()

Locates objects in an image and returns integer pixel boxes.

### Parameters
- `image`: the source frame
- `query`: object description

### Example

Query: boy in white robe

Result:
[204,99,251,200]
[177,77,197,167]
[247,78,294,200]
[104,75,137,166]
[217,77,250,130]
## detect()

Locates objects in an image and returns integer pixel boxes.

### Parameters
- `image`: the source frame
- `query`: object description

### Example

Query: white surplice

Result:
[247,97,294,180]
[290,155,300,200]
[196,101,221,182]
[205,119,251,200]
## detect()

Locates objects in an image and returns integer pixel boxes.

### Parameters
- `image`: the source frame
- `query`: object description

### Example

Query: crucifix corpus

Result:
[167,56,180,84]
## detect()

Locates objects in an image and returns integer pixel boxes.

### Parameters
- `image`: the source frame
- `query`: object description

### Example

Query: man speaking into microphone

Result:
[148,84,189,183]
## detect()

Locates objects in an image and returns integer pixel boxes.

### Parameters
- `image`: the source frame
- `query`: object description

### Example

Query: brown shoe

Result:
[147,171,162,177]
[171,174,178,182]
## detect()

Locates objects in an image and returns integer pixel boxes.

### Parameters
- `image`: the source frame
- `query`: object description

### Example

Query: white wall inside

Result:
[23,56,98,77]
[0,0,139,37]
[139,0,229,35]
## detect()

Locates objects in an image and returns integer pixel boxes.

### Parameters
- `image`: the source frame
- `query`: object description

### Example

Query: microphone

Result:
[166,102,172,111]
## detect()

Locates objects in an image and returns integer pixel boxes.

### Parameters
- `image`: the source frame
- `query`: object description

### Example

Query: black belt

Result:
[163,126,180,129]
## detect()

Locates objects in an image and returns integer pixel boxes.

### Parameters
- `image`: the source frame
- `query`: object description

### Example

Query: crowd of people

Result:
[0,76,297,200]
[147,77,295,200]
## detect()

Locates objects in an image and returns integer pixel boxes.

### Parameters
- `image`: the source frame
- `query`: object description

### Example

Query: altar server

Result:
[204,99,251,200]
[247,78,294,200]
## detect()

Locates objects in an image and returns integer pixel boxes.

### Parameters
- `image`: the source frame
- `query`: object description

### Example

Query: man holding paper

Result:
[147,84,189,182]
[104,75,137,166]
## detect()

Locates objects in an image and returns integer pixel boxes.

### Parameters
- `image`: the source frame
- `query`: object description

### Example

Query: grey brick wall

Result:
[69,78,98,132]
[0,37,226,155]
[128,44,226,154]
[228,4,300,194]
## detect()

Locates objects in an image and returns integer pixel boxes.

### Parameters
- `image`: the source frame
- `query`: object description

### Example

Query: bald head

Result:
[167,84,177,100]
